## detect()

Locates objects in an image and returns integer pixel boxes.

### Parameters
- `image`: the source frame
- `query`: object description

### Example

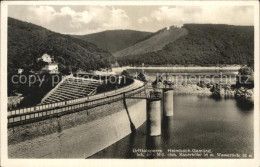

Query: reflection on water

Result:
[90,95,254,159]
[235,99,254,112]
[209,95,222,101]
[145,136,162,159]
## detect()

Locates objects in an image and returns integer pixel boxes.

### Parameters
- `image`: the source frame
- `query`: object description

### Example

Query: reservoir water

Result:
[90,94,254,159]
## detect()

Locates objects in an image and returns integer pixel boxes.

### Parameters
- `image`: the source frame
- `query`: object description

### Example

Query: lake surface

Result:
[90,95,254,159]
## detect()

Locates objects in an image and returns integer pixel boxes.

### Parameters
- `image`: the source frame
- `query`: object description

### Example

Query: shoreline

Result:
[173,84,212,95]
[172,84,254,100]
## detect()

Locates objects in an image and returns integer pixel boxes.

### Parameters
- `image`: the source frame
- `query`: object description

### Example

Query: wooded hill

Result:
[117,24,254,67]
[114,26,188,57]
[73,30,152,53]
[8,18,254,71]
[8,17,116,75]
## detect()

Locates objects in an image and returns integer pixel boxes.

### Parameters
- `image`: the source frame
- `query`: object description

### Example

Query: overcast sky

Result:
[8,5,254,35]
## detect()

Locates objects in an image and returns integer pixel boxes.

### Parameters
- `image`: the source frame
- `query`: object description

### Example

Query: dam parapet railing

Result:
[7,79,147,128]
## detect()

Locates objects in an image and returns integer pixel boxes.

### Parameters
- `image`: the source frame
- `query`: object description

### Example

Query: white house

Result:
[92,70,116,76]
[42,63,59,74]
[38,53,59,74]
[39,54,53,63]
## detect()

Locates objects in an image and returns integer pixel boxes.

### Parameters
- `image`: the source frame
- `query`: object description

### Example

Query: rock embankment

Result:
[170,83,253,100]
[235,87,254,99]
[173,84,212,95]
[209,83,235,97]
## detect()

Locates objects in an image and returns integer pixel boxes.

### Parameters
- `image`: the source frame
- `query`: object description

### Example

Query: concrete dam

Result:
[8,76,174,158]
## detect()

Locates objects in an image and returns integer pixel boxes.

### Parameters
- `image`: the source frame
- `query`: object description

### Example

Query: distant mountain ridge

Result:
[8,17,254,73]
[72,30,152,53]
[8,17,116,74]
[117,24,254,66]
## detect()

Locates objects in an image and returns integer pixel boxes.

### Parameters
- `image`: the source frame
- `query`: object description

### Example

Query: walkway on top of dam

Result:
[8,79,146,127]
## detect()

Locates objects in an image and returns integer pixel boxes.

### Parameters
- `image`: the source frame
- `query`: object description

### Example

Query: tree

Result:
[137,72,146,82]
[236,66,254,87]
[121,70,131,78]
[152,75,163,86]
[238,66,253,75]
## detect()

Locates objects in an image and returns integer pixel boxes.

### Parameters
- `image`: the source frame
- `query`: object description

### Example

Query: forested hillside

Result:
[114,26,188,57]
[8,17,116,75]
[117,24,254,66]
[73,30,152,53]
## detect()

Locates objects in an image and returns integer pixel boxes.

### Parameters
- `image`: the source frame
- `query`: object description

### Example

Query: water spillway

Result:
[41,76,102,104]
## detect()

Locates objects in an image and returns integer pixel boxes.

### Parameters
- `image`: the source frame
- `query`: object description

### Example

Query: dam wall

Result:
[8,99,146,158]
[112,66,241,74]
